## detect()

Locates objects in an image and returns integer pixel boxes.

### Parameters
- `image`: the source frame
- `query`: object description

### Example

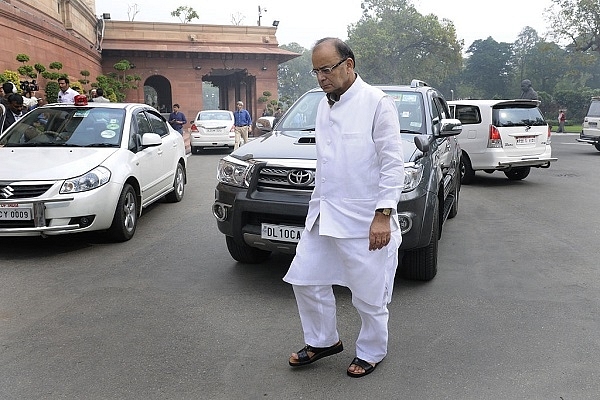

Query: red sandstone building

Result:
[0,0,298,125]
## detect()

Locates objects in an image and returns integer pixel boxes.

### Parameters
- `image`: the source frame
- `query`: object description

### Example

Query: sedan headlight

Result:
[403,162,423,192]
[60,166,111,194]
[217,157,253,188]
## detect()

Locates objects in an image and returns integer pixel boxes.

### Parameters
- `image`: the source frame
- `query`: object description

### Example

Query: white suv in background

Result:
[449,99,557,183]
[577,97,600,151]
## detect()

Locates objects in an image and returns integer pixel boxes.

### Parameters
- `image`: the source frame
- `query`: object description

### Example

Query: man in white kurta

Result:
[284,38,404,377]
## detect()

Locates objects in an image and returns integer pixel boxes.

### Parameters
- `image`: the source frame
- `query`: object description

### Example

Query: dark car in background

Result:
[213,80,462,281]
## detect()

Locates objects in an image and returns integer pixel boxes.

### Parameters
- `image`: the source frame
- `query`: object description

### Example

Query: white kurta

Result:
[283,76,404,307]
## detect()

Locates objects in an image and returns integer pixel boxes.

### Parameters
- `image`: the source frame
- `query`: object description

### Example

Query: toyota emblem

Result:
[287,169,314,186]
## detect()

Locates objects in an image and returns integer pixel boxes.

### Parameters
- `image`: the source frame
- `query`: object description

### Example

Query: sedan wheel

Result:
[108,184,138,242]
[165,163,185,203]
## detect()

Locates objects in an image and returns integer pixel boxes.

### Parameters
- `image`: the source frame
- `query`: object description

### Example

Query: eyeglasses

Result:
[310,58,348,77]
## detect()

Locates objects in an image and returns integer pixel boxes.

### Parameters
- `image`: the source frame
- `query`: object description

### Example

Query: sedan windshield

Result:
[0,107,125,147]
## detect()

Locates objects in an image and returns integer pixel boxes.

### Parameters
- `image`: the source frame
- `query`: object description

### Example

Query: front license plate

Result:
[0,204,33,220]
[516,136,536,145]
[261,223,303,243]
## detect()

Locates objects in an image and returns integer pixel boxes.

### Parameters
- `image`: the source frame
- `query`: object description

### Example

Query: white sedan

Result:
[189,109,235,153]
[0,97,187,241]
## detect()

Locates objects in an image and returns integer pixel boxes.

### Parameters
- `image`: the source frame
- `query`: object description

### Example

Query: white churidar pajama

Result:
[283,75,404,364]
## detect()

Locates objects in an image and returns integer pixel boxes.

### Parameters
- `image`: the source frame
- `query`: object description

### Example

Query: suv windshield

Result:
[278,89,426,135]
[0,107,125,147]
[493,106,546,127]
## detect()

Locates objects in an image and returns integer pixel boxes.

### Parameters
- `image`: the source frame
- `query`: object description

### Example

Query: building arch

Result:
[144,75,172,112]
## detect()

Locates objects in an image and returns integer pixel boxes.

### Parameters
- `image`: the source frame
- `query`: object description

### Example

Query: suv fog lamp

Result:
[212,202,229,221]
[397,212,413,234]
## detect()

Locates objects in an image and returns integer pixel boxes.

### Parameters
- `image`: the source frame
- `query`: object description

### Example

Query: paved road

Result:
[1,134,598,399]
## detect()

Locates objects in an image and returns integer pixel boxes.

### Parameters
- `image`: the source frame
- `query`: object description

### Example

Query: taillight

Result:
[487,125,502,148]
[191,123,199,132]
[230,125,235,132]
[547,125,552,144]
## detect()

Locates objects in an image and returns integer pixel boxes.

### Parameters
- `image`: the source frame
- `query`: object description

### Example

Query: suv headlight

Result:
[217,157,253,188]
[403,163,423,192]
[60,166,111,194]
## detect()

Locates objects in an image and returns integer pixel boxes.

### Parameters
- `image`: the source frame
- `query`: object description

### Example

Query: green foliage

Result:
[3,70,20,89]
[49,62,63,71]
[462,38,513,99]
[170,6,199,23]
[17,65,36,79]
[70,81,83,93]
[547,0,600,53]
[16,54,30,63]
[278,43,314,106]
[347,0,462,87]
[41,71,60,81]
[554,89,594,122]
[45,81,60,103]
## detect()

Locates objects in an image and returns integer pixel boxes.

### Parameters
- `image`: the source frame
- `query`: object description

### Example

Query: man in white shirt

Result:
[57,77,79,103]
[93,88,110,103]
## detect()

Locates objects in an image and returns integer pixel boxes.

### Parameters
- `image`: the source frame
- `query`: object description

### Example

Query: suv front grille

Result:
[0,183,53,199]
[257,167,315,193]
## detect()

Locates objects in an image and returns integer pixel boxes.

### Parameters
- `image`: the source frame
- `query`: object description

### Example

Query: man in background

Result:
[2,93,24,132]
[233,101,252,149]
[58,77,79,103]
[93,88,110,103]
[168,103,187,134]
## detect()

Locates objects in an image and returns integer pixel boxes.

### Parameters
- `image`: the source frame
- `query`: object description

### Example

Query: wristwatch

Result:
[376,208,392,216]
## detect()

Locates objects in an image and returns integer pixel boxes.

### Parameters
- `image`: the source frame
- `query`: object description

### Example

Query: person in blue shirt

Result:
[168,103,187,134]
[233,101,252,149]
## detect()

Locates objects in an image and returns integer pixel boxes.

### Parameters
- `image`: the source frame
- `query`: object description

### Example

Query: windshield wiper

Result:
[86,143,119,147]
[400,129,423,135]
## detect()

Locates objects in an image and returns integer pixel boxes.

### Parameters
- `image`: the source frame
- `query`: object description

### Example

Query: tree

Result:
[347,0,462,87]
[513,27,541,82]
[547,0,600,53]
[79,70,91,94]
[230,12,245,26]
[462,37,514,99]
[277,43,314,107]
[128,3,140,21]
[171,6,199,24]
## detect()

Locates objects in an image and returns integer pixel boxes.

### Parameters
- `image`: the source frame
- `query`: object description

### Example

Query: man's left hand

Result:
[369,213,391,251]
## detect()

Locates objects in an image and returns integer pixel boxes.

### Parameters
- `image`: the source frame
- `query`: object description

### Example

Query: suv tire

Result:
[503,166,530,181]
[460,152,475,184]
[401,196,439,281]
[594,143,600,152]
[226,236,271,264]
